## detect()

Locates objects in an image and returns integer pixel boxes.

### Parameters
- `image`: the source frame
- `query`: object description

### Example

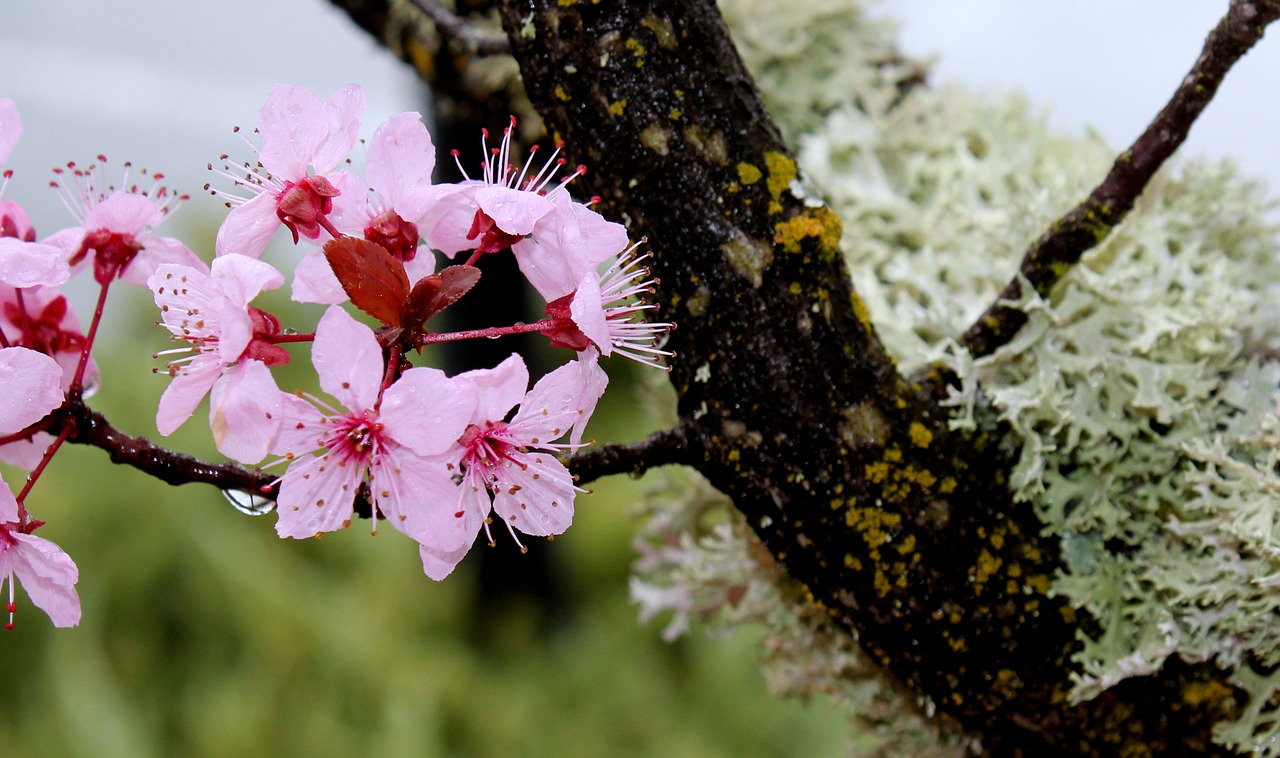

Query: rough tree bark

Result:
[59,0,1276,753]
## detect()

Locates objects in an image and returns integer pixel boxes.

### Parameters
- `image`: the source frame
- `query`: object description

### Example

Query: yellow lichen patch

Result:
[1182,680,1234,707]
[974,549,1003,585]
[557,0,576,5]
[764,151,797,200]
[773,206,843,254]
[884,447,902,463]
[851,291,874,331]
[1025,573,1052,595]
[624,37,646,67]
[844,503,901,550]
[908,421,933,449]
[895,534,917,555]
[947,635,969,653]
[669,108,682,120]
[608,99,627,116]
[864,461,890,484]
[684,125,728,164]
[737,162,763,185]
[939,476,958,495]
[843,554,862,571]
[405,38,436,81]
[554,85,571,102]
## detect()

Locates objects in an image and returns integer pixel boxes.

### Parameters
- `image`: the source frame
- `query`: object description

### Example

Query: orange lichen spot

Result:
[763,151,796,200]
[974,548,1002,585]
[864,461,890,483]
[773,206,843,253]
[1182,680,1234,707]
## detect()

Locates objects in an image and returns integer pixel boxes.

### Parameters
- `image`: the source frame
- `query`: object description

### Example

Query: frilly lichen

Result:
[633,0,1280,754]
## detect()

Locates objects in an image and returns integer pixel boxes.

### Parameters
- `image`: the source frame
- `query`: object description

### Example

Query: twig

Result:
[959,0,1280,360]
[409,0,510,56]
[567,424,692,486]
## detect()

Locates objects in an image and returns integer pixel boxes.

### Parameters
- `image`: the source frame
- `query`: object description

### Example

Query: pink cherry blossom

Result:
[421,117,583,259]
[510,190,628,301]
[564,248,674,367]
[418,353,602,580]
[214,84,365,258]
[271,306,477,551]
[0,488,80,629]
[294,111,438,304]
[43,159,201,286]
[0,346,64,434]
[150,254,289,464]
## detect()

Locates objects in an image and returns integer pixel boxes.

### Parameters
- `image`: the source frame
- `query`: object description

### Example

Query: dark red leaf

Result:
[323,237,410,327]
[402,265,482,329]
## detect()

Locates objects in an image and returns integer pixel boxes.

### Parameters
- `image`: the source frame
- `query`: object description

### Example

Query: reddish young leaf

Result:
[402,265,482,329]
[323,237,410,327]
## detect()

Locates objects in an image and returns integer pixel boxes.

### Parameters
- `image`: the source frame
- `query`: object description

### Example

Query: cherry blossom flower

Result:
[43,158,201,286]
[0,346,64,433]
[418,353,603,580]
[271,306,476,551]
[0,98,69,286]
[149,254,290,463]
[214,84,365,258]
[542,247,674,368]
[294,111,438,304]
[510,190,628,302]
[422,117,585,260]
[0,488,80,629]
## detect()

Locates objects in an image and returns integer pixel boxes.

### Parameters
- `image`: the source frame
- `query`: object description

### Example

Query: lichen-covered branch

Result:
[408,0,509,55]
[959,0,1280,360]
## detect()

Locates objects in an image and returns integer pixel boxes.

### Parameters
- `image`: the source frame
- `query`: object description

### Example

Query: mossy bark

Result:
[329,0,1249,753]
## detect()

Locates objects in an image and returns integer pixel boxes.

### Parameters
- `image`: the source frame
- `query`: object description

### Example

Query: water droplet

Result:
[222,489,276,516]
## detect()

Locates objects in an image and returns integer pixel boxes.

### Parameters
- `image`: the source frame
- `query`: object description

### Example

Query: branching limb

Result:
[56,396,276,497]
[568,424,693,486]
[959,0,1280,360]
[408,0,509,56]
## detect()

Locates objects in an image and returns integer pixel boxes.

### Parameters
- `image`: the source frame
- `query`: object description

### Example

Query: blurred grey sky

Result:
[2,1,1277,236]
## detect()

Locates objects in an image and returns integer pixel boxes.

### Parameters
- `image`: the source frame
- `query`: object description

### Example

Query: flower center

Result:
[276,175,339,243]
[72,229,143,285]
[365,210,420,262]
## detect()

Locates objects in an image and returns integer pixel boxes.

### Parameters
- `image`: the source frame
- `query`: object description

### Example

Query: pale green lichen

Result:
[637,0,1280,754]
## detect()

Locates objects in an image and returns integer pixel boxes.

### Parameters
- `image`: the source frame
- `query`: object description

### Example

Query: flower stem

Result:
[14,420,73,522]
[69,281,111,397]
[417,319,556,346]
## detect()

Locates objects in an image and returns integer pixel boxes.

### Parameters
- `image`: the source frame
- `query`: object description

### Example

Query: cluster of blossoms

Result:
[0,84,670,627]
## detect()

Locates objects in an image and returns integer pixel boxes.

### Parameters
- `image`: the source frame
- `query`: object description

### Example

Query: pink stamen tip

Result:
[451,149,460,157]
[509,115,518,127]
[576,165,587,175]
[482,128,490,139]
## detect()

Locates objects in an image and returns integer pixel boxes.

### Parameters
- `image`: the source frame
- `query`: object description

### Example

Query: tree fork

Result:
[323,0,1248,751]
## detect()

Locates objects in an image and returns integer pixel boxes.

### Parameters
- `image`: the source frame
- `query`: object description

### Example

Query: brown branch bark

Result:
[959,0,1280,360]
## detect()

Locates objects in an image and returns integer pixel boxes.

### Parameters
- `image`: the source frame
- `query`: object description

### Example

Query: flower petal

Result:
[155,353,222,436]
[290,248,348,305]
[0,347,64,434]
[0,98,20,163]
[312,306,382,412]
[381,367,477,457]
[6,531,81,628]
[0,239,70,288]
[215,191,282,258]
[210,360,282,464]
[491,452,576,537]
[457,353,528,425]
[274,452,362,539]
[367,112,436,214]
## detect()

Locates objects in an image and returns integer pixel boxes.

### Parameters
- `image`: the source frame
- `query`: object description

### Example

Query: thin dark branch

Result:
[409,0,510,56]
[57,396,277,496]
[567,423,693,486]
[959,0,1280,360]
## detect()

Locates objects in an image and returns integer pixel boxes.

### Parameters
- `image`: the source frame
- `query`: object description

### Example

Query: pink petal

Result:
[0,347,64,434]
[381,367,477,457]
[41,227,88,276]
[290,249,348,305]
[570,350,609,447]
[84,192,161,238]
[327,172,371,237]
[457,353,528,424]
[511,358,593,442]
[0,434,48,470]
[491,453,576,537]
[513,197,627,300]
[314,85,366,173]
[312,306,382,412]
[256,84,328,180]
[215,191,282,258]
[6,532,81,628]
[124,234,204,286]
[567,272,610,356]
[366,112,435,214]
[0,239,70,288]
[0,476,18,522]
[270,393,326,458]
[274,452,362,538]
[0,98,20,163]
[404,250,436,286]
[419,184,481,257]
[211,253,284,308]
[474,186,553,237]
[370,444,465,545]
[209,360,282,464]
[155,353,222,436]
[419,539,473,582]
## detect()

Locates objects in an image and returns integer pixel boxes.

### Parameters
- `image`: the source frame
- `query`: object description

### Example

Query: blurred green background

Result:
[1,251,848,757]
